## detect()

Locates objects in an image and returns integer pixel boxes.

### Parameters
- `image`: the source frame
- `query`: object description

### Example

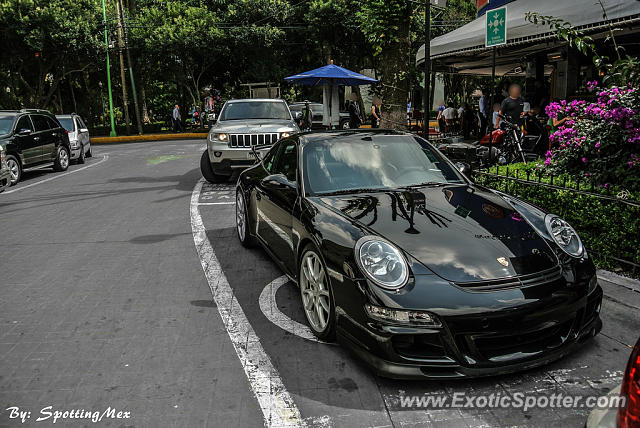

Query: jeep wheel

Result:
[200,150,229,183]
[6,155,21,185]
[86,144,93,157]
[53,146,70,172]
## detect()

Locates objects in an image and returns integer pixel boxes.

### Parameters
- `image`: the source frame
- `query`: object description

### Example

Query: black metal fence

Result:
[474,166,640,277]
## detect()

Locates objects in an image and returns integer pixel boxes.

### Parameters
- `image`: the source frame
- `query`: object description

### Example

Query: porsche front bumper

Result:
[336,272,603,379]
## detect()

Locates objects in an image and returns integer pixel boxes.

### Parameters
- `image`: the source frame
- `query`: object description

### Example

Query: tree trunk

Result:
[379,4,411,130]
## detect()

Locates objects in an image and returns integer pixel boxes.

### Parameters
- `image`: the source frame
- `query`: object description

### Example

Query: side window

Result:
[77,117,87,129]
[262,142,281,174]
[45,116,60,130]
[15,116,34,133]
[274,140,297,182]
[31,115,50,132]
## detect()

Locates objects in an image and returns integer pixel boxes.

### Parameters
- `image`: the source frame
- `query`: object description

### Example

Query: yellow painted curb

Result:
[92,133,208,144]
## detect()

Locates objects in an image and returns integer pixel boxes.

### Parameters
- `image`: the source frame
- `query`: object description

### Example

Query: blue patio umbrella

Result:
[284,64,378,87]
[285,64,377,128]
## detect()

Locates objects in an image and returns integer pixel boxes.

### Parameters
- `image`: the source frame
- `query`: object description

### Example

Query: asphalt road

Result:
[0,139,638,428]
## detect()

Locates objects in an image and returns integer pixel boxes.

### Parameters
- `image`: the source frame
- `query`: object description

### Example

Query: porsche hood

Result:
[318,184,558,283]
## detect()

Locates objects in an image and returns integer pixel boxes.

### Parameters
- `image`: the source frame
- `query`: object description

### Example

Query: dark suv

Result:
[0,109,71,185]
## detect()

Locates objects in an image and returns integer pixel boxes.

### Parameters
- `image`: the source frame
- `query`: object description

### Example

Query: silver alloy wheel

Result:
[300,251,331,333]
[236,191,246,241]
[7,158,19,183]
[59,148,69,169]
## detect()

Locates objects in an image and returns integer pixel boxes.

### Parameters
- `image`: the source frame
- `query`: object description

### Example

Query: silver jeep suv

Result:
[201,99,300,182]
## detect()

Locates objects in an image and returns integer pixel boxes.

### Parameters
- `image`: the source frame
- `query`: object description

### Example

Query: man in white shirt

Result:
[442,103,457,133]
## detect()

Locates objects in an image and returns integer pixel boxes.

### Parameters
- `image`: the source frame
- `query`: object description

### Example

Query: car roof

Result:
[297,129,408,146]
[225,98,286,103]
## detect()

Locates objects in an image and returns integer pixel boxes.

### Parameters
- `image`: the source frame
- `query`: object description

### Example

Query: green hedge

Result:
[475,163,640,276]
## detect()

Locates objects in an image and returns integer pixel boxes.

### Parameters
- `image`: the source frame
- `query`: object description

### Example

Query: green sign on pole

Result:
[485,6,507,47]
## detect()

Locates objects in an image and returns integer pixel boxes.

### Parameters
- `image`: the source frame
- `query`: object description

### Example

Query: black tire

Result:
[5,154,21,186]
[235,188,255,247]
[200,150,229,183]
[53,146,70,172]
[77,145,86,164]
[298,244,336,341]
[340,120,349,130]
[86,144,92,157]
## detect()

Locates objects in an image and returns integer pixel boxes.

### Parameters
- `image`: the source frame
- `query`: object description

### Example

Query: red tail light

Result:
[618,338,640,428]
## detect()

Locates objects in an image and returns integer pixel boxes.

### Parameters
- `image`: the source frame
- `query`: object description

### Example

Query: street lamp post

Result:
[101,0,117,137]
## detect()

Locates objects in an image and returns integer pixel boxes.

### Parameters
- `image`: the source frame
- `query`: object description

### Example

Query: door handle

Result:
[33,136,40,141]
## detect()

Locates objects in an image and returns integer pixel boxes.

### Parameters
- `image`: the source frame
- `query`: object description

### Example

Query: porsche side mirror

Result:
[262,174,297,190]
[17,128,32,136]
[456,162,472,176]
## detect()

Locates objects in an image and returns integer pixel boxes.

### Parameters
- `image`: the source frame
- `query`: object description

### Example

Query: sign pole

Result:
[485,5,506,164]
[423,0,431,139]
[101,0,117,137]
[489,46,496,163]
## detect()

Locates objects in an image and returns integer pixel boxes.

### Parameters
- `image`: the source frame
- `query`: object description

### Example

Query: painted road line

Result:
[190,178,305,428]
[197,201,235,205]
[259,276,328,344]
[4,155,109,195]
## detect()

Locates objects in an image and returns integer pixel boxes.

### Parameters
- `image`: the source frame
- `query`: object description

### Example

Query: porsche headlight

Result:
[355,237,409,289]
[545,215,584,257]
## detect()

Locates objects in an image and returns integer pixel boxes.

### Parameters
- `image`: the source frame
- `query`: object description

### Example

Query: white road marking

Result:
[190,178,305,428]
[259,276,329,344]
[197,201,235,205]
[4,155,109,194]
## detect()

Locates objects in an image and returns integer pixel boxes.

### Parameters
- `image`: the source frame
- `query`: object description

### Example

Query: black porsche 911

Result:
[235,130,603,379]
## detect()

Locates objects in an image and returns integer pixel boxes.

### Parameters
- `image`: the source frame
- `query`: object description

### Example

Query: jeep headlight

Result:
[280,132,290,138]
[545,215,584,258]
[355,237,409,289]
[215,133,228,142]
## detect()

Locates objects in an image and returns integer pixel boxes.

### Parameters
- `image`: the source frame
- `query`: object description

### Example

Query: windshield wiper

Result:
[317,188,386,196]
[397,181,449,190]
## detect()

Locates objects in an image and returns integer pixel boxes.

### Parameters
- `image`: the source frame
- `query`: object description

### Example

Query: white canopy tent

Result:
[417,0,640,68]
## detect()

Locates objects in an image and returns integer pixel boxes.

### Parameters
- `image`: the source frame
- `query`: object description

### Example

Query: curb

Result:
[92,133,207,145]
[597,269,640,292]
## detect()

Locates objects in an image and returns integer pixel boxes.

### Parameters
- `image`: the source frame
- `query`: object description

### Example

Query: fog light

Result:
[214,151,222,158]
[365,304,441,327]
[588,276,598,294]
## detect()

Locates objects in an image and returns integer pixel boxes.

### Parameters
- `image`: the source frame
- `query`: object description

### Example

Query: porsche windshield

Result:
[220,101,291,121]
[303,135,464,195]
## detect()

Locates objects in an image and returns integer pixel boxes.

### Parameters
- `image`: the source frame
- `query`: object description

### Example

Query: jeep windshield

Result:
[219,101,290,121]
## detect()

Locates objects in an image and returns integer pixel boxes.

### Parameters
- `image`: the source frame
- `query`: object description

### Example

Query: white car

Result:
[201,99,300,183]
[56,113,92,163]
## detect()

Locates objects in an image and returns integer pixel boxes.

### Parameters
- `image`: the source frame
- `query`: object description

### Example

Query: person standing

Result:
[436,101,446,133]
[496,84,525,129]
[371,97,382,128]
[442,103,457,134]
[348,93,362,129]
[172,104,182,132]
[478,89,490,136]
